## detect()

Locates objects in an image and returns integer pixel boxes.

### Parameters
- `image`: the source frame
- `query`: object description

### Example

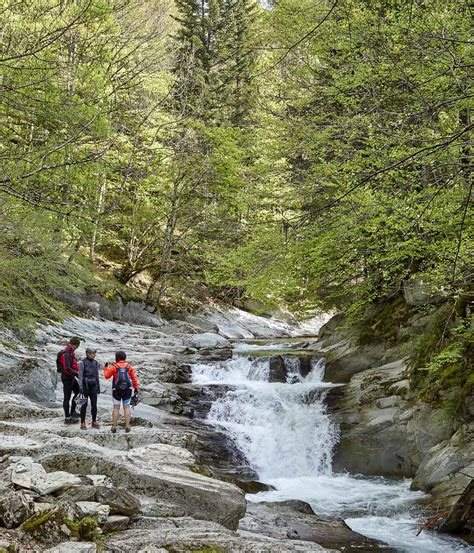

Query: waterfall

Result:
[202,357,337,479]
[191,346,472,553]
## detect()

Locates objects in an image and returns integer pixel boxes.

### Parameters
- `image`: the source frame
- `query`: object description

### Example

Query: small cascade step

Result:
[246,354,322,383]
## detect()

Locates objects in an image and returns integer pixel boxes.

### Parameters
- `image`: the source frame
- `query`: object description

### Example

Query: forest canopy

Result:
[1,0,472,356]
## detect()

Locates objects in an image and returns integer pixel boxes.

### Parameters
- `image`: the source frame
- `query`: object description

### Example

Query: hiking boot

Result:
[80,422,87,430]
[125,426,131,433]
[64,417,72,424]
[92,421,100,429]
[70,413,80,423]
[111,426,117,434]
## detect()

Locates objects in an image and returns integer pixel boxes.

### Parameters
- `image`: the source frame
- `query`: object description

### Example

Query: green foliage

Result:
[0,198,91,335]
[224,0,473,316]
[0,0,472,419]
[171,0,259,124]
[400,304,473,414]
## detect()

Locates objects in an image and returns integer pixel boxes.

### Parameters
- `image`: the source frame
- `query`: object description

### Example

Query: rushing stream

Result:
[192,341,473,553]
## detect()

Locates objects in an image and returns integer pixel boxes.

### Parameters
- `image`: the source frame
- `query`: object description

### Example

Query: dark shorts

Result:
[112,388,132,405]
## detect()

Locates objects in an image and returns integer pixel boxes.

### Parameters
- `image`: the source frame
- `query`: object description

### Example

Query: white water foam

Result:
[192,353,473,553]
[192,357,270,385]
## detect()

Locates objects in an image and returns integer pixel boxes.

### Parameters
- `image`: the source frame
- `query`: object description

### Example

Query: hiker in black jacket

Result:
[78,347,101,430]
[58,337,81,423]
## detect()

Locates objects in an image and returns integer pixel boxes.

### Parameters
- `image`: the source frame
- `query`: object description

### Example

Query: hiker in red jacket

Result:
[104,351,139,433]
[58,337,81,423]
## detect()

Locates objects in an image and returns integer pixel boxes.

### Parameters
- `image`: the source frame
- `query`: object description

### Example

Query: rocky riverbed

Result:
[0,304,472,551]
[0,308,351,552]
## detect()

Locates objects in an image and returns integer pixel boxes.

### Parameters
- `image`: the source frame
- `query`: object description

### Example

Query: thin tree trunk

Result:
[68,237,83,262]
[90,176,106,261]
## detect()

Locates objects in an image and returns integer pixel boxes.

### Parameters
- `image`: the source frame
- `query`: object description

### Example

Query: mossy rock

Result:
[20,501,98,545]
[77,516,100,541]
[0,545,18,553]
[20,508,56,533]
[20,508,72,544]
[164,546,226,553]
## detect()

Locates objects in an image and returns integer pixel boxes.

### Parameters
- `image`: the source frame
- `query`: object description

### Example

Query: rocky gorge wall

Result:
[319,309,473,534]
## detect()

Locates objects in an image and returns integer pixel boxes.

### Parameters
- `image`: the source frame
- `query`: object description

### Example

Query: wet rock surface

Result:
[105,515,336,552]
[439,479,474,541]
[326,340,472,493]
[240,501,397,551]
[269,355,287,382]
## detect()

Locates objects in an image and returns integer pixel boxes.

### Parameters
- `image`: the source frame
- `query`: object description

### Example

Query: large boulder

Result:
[10,457,46,489]
[104,516,333,552]
[330,360,416,476]
[33,472,82,496]
[41,443,246,531]
[76,501,110,523]
[180,315,220,334]
[322,339,387,383]
[9,458,81,495]
[158,364,192,384]
[53,291,165,327]
[438,479,474,537]
[330,360,457,477]
[240,501,395,551]
[403,278,444,306]
[269,356,287,382]
[0,358,56,403]
[19,499,83,545]
[94,486,141,516]
[61,485,97,503]
[317,314,347,346]
[184,332,230,349]
[102,515,130,533]
[0,393,57,422]
[411,423,474,498]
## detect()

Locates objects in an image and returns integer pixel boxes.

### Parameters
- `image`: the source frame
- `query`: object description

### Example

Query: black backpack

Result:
[114,364,132,391]
[56,349,66,373]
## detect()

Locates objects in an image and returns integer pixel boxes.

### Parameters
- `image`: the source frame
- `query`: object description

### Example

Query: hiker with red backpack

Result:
[104,351,139,433]
[57,337,81,423]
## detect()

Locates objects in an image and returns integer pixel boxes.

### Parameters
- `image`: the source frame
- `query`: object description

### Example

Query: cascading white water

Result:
[206,358,336,479]
[192,356,270,385]
[192,348,473,553]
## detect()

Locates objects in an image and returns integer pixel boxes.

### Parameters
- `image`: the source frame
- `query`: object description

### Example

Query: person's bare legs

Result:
[124,404,131,432]
[111,405,120,432]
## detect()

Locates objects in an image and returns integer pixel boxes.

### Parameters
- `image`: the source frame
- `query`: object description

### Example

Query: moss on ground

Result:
[21,509,100,545]
[19,509,55,532]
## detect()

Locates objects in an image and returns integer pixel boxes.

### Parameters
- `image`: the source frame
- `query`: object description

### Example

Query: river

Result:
[191,340,473,553]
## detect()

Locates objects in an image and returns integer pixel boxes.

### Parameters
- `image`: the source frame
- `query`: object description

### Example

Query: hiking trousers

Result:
[62,375,79,418]
[80,381,98,423]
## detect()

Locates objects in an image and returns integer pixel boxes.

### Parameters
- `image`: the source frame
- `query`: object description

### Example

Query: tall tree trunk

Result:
[90,176,106,261]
